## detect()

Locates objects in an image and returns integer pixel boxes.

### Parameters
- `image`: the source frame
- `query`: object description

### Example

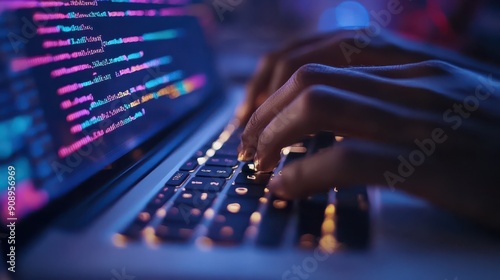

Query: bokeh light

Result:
[318,1,370,31]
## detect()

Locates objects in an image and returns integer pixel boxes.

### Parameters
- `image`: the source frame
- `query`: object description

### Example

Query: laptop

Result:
[1,1,500,279]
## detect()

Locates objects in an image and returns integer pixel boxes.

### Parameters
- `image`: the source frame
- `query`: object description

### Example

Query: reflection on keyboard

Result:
[114,125,370,250]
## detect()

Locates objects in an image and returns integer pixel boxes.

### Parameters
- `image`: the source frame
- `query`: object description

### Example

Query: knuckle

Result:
[280,104,300,125]
[424,59,448,67]
[293,63,323,85]
[247,110,262,132]
[257,129,272,148]
[421,59,453,72]
[241,130,258,148]
[301,85,329,110]
[240,131,250,144]
[242,115,260,138]
[290,85,332,131]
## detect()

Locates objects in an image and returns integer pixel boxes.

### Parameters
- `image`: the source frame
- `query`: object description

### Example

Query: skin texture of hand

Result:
[236,29,428,124]
[236,29,500,125]
[239,60,500,231]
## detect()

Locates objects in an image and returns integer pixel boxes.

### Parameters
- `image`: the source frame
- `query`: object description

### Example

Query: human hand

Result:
[238,60,500,231]
[236,29,434,124]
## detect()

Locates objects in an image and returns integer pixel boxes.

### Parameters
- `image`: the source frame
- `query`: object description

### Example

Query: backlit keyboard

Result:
[117,123,370,250]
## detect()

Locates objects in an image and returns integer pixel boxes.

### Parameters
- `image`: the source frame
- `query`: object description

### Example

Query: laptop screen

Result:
[0,0,217,221]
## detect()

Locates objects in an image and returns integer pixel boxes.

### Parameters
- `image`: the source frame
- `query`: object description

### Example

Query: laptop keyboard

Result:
[117,123,370,250]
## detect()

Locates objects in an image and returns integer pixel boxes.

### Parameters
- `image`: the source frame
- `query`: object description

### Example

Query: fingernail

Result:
[254,158,260,171]
[237,151,246,161]
[238,150,253,161]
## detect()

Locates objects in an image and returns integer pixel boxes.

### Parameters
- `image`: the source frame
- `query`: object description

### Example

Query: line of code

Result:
[8,1,205,160]
[1,0,211,203]
[5,0,203,159]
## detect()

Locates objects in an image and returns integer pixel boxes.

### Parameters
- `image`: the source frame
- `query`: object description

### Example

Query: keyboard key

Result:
[224,133,241,145]
[297,193,329,248]
[206,157,238,167]
[215,148,239,157]
[175,190,216,209]
[179,159,199,172]
[235,173,271,185]
[136,210,154,225]
[226,185,265,199]
[121,220,146,240]
[163,205,204,227]
[240,162,272,174]
[121,187,177,239]
[196,166,234,178]
[155,223,195,242]
[145,187,176,209]
[184,177,225,192]
[165,171,189,186]
[335,186,370,249]
[207,213,251,244]
[256,196,292,247]
[193,145,211,158]
[311,132,334,153]
[121,205,161,239]
[220,197,260,215]
[283,151,307,165]
[241,162,257,174]
[214,142,239,157]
